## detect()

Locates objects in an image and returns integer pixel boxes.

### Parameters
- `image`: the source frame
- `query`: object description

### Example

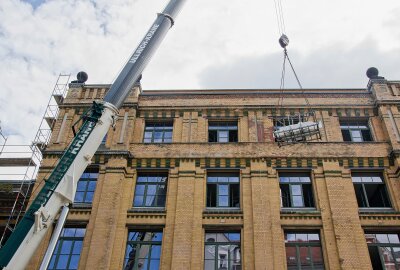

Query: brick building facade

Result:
[26,77,400,269]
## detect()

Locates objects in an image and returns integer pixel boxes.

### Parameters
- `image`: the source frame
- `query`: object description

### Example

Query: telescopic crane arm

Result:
[0,1,186,269]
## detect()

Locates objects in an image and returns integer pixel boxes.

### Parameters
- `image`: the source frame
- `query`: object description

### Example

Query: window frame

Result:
[365,232,400,270]
[208,120,239,143]
[351,172,392,209]
[101,134,107,145]
[133,173,168,208]
[340,118,373,142]
[274,115,307,130]
[284,231,325,270]
[143,121,173,143]
[73,169,98,205]
[124,230,164,270]
[279,172,316,209]
[204,231,242,270]
[48,227,86,270]
[206,172,240,209]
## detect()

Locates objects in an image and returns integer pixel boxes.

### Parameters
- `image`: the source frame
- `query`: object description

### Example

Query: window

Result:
[101,134,107,145]
[143,122,173,143]
[274,115,306,129]
[208,122,238,143]
[280,173,315,208]
[207,173,240,208]
[204,232,241,270]
[365,233,400,270]
[48,228,86,270]
[340,119,372,142]
[74,169,98,204]
[133,174,167,208]
[352,173,391,208]
[124,231,163,270]
[285,232,324,270]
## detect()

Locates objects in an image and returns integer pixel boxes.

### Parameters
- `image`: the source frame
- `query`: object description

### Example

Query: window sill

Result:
[129,207,166,214]
[71,203,92,209]
[204,208,242,214]
[143,142,173,144]
[281,208,319,214]
[207,142,239,144]
[358,208,395,214]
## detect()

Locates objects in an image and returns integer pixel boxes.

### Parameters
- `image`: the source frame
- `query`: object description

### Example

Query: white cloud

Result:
[0,0,399,144]
[199,38,400,89]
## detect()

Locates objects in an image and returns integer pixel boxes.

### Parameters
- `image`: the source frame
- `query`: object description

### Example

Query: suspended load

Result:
[273,112,322,146]
[272,34,322,146]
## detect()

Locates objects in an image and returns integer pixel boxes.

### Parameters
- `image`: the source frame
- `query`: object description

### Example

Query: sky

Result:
[0,0,399,145]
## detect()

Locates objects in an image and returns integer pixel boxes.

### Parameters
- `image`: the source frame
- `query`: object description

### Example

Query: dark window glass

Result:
[340,119,373,142]
[47,228,86,270]
[124,231,163,270]
[365,233,400,270]
[285,232,325,270]
[352,173,391,208]
[207,173,240,208]
[73,169,98,204]
[144,122,173,143]
[208,122,238,143]
[133,174,168,208]
[280,173,315,208]
[204,232,241,270]
[101,134,107,144]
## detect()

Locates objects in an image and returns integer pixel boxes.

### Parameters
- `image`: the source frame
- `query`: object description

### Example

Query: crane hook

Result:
[279,34,289,48]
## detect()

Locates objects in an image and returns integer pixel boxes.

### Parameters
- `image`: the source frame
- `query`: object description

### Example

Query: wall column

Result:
[322,160,371,269]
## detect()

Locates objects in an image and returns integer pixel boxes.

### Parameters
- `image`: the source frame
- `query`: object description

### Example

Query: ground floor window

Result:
[365,232,400,270]
[124,231,163,270]
[285,231,324,269]
[204,232,241,270]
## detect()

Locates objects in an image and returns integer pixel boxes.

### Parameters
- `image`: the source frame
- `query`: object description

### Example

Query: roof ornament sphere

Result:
[77,71,88,83]
[366,67,379,79]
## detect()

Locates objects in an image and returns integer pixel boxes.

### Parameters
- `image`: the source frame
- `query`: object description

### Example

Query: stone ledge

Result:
[128,207,166,214]
[203,208,242,215]
[280,210,322,220]
[129,142,390,158]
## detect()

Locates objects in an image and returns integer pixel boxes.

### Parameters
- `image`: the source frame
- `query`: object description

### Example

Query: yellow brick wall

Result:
[22,82,400,270]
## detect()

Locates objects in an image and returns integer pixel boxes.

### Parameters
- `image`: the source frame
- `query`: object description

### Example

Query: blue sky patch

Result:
[22,0,46,9]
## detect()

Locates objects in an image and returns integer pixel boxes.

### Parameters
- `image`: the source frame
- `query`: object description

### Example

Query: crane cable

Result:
[274,0,311,111]
[273,0,286,35]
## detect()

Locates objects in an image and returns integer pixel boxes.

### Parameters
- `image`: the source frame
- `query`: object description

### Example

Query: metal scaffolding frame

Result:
[273,112,322,146]
[0,74,70,247]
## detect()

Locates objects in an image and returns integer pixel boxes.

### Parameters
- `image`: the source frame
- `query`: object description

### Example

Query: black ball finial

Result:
[366,67,379,79]
[77,71,88,83]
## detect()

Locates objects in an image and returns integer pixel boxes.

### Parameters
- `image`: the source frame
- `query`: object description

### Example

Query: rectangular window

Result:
[208,122,238,143]
[365,232,400,270]
[207,173,240,208]
[274,115,306,129]
[124,231,163,270]
[352,173,391,208]
[340,119,372,142]
[285,232,325,270]
[204,232,241,270]
[133,173,168,208]
[280,173,315,208]
[143,122,173,143]
[48,228,86,270]
[101,134,107,145]
[73,169,98,204]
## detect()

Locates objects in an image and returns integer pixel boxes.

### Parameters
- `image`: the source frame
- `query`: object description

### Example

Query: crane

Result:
[0,0,186,269]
